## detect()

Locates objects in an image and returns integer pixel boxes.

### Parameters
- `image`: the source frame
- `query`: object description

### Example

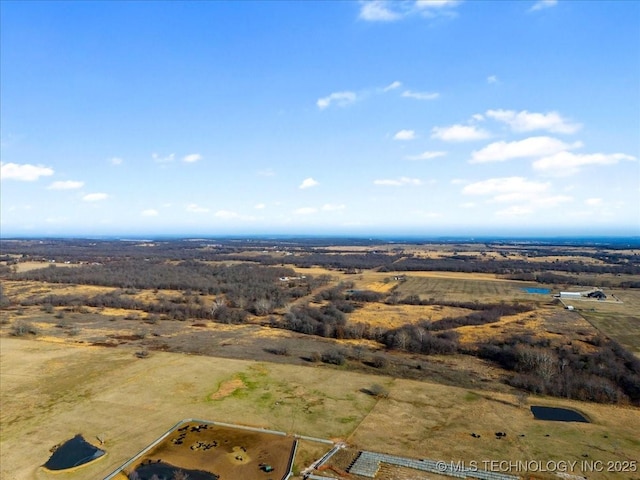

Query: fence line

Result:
[103,418,293,480]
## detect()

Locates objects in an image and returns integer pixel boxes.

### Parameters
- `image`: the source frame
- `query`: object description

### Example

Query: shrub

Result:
[11,321,38,336]
[68,326,81,336]
[270,346,290,356]
[367,384,389,398]
[321,348,346,365]
[371,355,389,368]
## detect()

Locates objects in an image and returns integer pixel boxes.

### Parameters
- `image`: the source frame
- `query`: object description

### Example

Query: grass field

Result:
[393,275,554,304]
[1,338,638,480]
[348,303,474,330]
[562,289,640,354]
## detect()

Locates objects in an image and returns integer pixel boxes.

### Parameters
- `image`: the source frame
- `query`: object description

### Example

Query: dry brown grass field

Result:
[1,338,639,480]
[574,288,640,354]
[348,303,474,330]
[13,262,80,273]
[2,244,639,480]
[393,275,554,304]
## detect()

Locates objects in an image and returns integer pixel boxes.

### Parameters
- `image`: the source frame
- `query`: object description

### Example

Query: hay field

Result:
[394,275,552,304]
[2,338,638,480]
[348,303,473,330]
[575,289,640,354]
[13,262,79,273]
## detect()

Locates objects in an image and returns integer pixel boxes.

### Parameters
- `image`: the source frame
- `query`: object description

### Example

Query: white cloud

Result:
[109,157,123,166]
[406,151,447,161]
[1,162,54,181]
[294,207,318,215]
[460,202,476,208]
[317,81,408,110]
[374,176,423,186]
[431,124,490,142]
[487,75,498,84]
[214,210,256,221]
[359,1,402,21]
[359,0,460,22]
[414,0,461,17]
[152,153,175,164]
[255,203,266,209]
[384,81,402,91]
[141,209,159,217]
[401,90,439,100]
[463,177,573,215]
[585,198,603,206]
[186,203,209,213]
[529,0,557,12]
[316,91,357,109]
[182,153,202,163]
[533,151,635,176]
[533,195,573,207]
[47,180,84,190]
[299,177,319,189]
[495,205,534,216]
[470,136,582,163]
[394,129,416,140]
[322,203,346,211]
[257,168,275,177]
[82,193,108,202]
[486,109,581,134]
[215,210,239,219]
[463,177,549,198]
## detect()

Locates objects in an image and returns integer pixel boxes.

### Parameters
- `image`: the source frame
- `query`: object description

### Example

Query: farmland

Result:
[1,238,639,480]
[2,338,640,480]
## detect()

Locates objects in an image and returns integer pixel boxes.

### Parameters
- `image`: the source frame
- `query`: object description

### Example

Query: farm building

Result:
[587,290,606,300]
[558,288,606,300]
[559,292,582,298]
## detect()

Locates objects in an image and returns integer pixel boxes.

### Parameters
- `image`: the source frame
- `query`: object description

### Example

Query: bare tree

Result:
[210,298,226,316]
[254,298,272,316]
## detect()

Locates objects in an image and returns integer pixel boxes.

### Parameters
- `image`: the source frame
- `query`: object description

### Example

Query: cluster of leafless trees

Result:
[477,335,640,405]
[14,260,300,293]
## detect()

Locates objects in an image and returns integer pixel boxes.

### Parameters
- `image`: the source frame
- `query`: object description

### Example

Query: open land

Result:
[2,338,640,480]
[1,238,639,480]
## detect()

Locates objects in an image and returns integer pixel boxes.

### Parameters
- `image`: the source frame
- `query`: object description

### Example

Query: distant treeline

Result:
[3,239,640,281]
[507,271,640,289]
[14,259,327,294]
[285,253,640,277]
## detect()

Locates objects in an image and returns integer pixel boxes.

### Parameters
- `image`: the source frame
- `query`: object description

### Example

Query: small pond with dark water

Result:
[530,406,589,422]
[44,434,105,470]
[132,461,219,480]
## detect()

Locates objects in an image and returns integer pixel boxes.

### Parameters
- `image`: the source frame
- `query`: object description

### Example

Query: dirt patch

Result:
[116,422,295,480]
[209,378,246,400]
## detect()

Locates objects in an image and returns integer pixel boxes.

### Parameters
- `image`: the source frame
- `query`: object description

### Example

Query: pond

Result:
[44,434,105,470]
[522,287,551,294]
[530,406,589,423]
[132,461,219,480]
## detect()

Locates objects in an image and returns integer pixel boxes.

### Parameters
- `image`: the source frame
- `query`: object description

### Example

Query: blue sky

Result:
[1,0,639,237]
